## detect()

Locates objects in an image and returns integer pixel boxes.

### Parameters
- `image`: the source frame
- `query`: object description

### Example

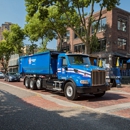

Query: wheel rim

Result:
[36,79,41,89]
[66,86,73,97]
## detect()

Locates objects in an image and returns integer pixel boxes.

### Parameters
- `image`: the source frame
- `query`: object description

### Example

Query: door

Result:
[61,57,68,80]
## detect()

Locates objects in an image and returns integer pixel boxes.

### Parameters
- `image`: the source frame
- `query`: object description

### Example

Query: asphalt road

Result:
[0,82,130,130]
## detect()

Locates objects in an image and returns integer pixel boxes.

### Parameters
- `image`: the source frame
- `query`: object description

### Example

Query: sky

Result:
[0,0,129,50]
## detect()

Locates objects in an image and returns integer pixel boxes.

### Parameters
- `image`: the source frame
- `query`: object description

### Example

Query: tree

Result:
[0,40,13,73]
[37,38,49,52]
[0,24,25,72]
[25,0,120,54]
[3,24,25,54]
[28,43,38,54]
[24,13,52,44]
[25,0,69,51]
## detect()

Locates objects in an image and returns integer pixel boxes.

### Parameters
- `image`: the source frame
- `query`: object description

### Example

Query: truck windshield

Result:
[68,55,91,65]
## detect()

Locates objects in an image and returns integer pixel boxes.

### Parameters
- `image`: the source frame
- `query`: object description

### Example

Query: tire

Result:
[64,82,78,100]
[36,78,42,89]
[30,79,36,90]
[94,91,105,97]
[25,77,30,89]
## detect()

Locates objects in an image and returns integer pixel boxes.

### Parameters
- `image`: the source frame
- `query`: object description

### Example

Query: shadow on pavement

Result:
[0,90,130,130]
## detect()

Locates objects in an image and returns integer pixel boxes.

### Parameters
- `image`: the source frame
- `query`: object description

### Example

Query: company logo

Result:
[28,57,36,64]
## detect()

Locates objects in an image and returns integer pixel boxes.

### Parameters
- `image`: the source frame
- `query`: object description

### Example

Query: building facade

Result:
[61,7,129,54]
[60,7,130,68]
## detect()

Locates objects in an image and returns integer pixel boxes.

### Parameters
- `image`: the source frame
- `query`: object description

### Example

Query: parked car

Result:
[4,72,20,82]
[0,72,4,79]
[16,73,22,78]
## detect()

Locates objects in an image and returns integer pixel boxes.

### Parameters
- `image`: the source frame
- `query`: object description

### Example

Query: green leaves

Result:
[2,24,24,54]
[24,0,120,53]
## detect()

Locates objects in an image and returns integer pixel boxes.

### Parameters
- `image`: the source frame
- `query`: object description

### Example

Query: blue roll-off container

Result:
[19,51,59,75]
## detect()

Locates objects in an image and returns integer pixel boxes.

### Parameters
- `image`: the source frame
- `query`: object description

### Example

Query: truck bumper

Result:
[76,85,110,94]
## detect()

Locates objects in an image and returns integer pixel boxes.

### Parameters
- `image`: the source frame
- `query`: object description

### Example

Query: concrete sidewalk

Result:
[111,85,130,93]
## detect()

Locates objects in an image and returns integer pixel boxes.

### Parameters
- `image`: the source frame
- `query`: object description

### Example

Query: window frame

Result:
[117,37,127,50]
[91,17,107,34]
[117,18,127,32]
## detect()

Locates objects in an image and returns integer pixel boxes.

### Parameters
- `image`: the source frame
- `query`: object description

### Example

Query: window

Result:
[118,38,126,50]
[62,57,67,66]
[64,31,70,40]
[68,55,91,65]
[92,17,106,33]
[118,18,126,32]
[74,27,85,39]
[74,33,78,39]
[93,39,106,52]
[101,39,106,51]
[74,44,85,53]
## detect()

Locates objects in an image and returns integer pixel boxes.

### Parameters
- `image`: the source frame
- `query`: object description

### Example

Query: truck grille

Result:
[92,70,106,86]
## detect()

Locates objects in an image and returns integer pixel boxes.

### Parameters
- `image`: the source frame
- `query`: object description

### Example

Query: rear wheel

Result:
[30,79,36,90]
[94,91,105,97]
[36,78,42,89]
[25,77,30,89]
[64,82,78,100]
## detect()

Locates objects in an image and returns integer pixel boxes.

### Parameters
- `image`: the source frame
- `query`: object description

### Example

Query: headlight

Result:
[80,80,89,84]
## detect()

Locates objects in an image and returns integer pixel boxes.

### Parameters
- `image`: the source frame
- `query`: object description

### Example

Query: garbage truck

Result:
[19,51,110,100]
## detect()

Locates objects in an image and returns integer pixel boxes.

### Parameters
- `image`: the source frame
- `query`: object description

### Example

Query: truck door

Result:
[61,57,68,79]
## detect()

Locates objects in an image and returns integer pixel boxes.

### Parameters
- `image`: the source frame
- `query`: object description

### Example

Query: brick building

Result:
[60,7,130,69]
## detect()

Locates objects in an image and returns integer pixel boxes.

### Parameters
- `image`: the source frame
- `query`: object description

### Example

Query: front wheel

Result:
[64,82,78,100]
[94,91,105,97]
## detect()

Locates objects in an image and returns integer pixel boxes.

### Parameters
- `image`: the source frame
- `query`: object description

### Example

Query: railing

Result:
[120,69,130,76]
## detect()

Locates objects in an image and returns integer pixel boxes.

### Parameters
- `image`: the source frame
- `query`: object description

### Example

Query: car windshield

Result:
[68,55,91,65]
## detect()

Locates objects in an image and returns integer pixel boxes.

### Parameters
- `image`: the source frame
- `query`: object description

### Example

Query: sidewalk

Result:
[111,84,130,93]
